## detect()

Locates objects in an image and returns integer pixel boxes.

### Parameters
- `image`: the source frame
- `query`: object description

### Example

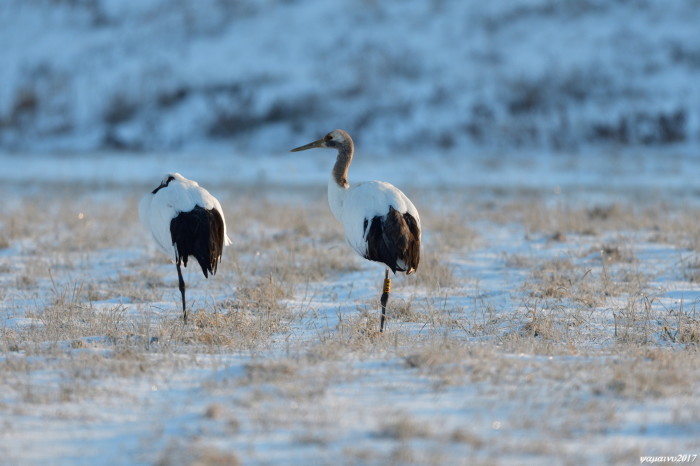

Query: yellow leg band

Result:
[383,278,391,294]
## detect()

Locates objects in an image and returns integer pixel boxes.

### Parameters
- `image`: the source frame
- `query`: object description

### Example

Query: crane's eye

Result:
[325,134,332,141]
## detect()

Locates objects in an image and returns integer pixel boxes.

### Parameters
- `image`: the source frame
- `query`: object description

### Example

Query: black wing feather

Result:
[170,206,225,278]
[402,211,421,274]
[364,206,420,274]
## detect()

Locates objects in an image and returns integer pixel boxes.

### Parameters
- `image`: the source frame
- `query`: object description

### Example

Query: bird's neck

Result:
[332,140,353,189]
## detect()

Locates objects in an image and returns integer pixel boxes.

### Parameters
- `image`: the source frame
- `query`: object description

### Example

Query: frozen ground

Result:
[1,0,699,152]
[1,148,700,465]
[2,1,700,463]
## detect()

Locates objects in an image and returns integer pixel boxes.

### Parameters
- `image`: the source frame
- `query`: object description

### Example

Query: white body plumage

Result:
[328,177,421,266]
[139,173,231,260]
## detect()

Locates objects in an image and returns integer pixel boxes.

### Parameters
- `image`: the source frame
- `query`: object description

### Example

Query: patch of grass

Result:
[156,440,241,466]
[386,296,422,324]
[378,413,433,440]
[681,255,700,283]
[597,348,699,400]
[242,360,297,384]
[613,296,658,345]
[660,300,700,345]
[406,253,455,289]
[528,257,605,308]
[421,210,479,253]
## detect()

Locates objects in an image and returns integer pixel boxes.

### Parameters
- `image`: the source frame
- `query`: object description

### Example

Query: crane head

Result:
[290,129,351,152]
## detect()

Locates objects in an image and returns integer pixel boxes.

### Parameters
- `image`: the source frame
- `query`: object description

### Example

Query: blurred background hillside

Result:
[1,0,698,154]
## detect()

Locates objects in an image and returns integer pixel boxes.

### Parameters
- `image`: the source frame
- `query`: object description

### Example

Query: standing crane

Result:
[291,129,421,332]
[139,173,231,323]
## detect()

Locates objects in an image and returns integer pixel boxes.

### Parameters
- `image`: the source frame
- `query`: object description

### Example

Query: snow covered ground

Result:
[1,148,700,465]
[1,0,699,152]
[2,0,700,464]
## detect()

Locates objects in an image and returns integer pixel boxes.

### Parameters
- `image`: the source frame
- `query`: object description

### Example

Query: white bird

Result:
[139,173,231,323]
[291,129,421,332]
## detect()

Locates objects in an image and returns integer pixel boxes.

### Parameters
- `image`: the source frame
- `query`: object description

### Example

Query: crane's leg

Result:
[380,268,391,332]
[176,261,187,324]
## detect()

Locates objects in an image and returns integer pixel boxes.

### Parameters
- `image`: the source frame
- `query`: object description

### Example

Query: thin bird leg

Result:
[380,268,391,332]
[176,261,187,323]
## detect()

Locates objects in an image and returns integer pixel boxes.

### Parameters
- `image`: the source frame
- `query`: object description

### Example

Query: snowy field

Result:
[1,148,700,465]
[1,0,699,153]
[2,0,700,464]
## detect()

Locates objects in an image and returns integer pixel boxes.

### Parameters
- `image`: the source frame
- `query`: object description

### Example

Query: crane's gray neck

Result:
[332,139,354,188]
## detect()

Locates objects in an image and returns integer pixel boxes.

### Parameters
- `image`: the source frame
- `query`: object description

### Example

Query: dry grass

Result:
[378,413,434,439]
[406,252,456,289]
[595,347,700,399]
[514,202,662,237]
[156,441,241,466]
[527,257,608,308]
[681,255,700,283]
[2,185,700,464]
[419,207,480,253]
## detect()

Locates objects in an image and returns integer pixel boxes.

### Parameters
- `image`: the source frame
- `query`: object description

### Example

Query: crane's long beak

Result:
[290,138,325,152]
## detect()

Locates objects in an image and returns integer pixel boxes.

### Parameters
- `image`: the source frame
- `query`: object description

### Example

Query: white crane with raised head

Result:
[291,129,421,332]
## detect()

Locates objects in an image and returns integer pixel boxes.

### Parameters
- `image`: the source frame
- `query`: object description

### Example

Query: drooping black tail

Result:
[170,206,225,278]
[365,206,421,274]
[401,210,421,274]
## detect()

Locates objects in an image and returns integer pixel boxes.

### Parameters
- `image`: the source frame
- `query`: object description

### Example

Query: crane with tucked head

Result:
[139,173,231,323]
[291,129,421,332]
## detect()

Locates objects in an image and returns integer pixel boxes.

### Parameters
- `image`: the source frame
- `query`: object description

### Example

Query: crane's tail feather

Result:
[170,206,226,278]
[364,207,420,274]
